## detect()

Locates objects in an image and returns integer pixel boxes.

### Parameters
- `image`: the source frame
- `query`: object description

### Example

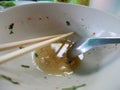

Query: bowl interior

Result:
[0,3,120,90]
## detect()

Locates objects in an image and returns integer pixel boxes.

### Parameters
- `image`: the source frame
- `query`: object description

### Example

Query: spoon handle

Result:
[78,37,120,54]
[88,37,120,46]
[67,37,120,59]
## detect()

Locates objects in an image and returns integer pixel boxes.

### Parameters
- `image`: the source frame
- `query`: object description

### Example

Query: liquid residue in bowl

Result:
[33,39,81,76]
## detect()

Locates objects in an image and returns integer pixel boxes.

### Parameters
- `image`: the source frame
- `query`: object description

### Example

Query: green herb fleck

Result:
[19,46,24,49]
[9,23,14,30]
[0,1,16,8]
[21,65,30,68]
[74,0,89,6]
[62,84,86,90]
[9,30,14,34]
[5,1,15,7]
[34,52,39,58]
[0,75,19,85]
[9,23,14,35]
[66,21,71,26]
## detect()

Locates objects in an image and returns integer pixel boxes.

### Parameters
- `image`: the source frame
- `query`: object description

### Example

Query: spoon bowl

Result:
[67,37,120,60]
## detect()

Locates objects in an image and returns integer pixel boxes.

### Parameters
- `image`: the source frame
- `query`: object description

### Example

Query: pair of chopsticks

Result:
[0,32,74,64]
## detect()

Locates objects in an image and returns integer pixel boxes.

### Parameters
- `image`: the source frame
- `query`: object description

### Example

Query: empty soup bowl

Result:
[0,3,120,90]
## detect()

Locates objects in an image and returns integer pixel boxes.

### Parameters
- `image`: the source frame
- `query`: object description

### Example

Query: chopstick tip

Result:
[68,32,75,35]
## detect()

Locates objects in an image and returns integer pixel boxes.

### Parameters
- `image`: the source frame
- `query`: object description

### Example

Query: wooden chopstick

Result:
[0,32,74,64]
[0,34,62,51]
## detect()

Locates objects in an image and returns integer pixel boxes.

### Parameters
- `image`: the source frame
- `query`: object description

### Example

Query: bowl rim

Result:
[1,2,120,21]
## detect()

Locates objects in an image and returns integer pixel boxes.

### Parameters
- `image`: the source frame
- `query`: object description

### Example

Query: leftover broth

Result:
[33,39,81,75]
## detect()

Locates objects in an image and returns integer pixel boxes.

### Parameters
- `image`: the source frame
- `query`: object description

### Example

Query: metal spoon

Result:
[67,37,120,60]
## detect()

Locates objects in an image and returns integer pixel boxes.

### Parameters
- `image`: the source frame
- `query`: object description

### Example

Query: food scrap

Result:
[8,23,14,35]
[46,16,49,19]
[27,17,32,21]
[0,74,19,85]
[44,76,47,79]
[62,84,86,90]
[8,23,14,30]
[21,65,30,68]
[9,30,14,35]
[66,21,71,26]
[19,46,24,49]
[38,17,42,20]
[92,32,96,36]
[34,52,39,58]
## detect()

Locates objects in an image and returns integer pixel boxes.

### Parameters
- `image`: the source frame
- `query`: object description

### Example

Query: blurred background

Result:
[0,0,120,17]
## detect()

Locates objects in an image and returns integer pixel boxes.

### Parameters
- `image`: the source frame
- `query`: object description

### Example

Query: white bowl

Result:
[0,3,120,90]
